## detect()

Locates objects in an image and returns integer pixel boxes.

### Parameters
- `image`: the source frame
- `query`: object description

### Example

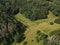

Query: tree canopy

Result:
[19,0,49,21]
[0,0,26,45]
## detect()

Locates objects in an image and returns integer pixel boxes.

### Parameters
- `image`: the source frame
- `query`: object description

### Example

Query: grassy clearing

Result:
[15,11,60,45]
[15,13,33,26]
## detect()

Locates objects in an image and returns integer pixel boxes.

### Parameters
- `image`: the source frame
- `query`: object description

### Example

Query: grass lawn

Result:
[14,11,60,45]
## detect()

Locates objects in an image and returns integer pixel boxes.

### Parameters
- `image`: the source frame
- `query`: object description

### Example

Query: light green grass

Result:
[15,13,33,26]
[14,11,60,45]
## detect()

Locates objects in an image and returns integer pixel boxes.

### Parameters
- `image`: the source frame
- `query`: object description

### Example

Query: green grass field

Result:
[14,11,60,45]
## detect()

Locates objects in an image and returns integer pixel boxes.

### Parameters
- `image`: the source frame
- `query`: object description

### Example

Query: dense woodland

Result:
[0,0,26,45]
[19,0,49,20]
[19,0,60,21]
[0,0,60,45]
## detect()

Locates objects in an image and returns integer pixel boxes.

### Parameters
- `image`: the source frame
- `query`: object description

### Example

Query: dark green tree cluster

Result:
[49,0,60,16]
[19,0,60,22]
[19,0,49,21]
[54,18,60,24]
[0,0,19,15]
[49,0,60,24]
[0,0,26,45]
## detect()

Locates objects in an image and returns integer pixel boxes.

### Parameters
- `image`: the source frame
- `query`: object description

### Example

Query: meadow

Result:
[15,11,60,45]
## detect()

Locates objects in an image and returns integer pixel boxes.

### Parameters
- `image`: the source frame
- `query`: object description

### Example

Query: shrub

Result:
[50,22,54,25]
[23,42,27,45]
[32,40,34,42]
[54,19,60,24]
[36,36,40,43]
[36,30,41,36]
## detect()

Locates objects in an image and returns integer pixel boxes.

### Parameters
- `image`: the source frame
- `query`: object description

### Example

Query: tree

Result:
[19,0,49,21]
[0,0,26,45]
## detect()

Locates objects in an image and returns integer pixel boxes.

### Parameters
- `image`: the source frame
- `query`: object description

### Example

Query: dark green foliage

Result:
[0,16,26,45]
[31,40,34,42]
[49,30,60,36]
[50,22,54,25]
[50,6,60,17]
[43,39,49,45]
[40,34,48,40]
[48,0,60,24]
[50,0,60,5]
[0,0,19,16]
[36,30,48,43]
[1,34,14,45]
[36,30,41,36]
[0,0,27,45]
[19,0,60,21]
[0,0,60,21]
[54,19,60,24]
[19,0,49,21]
[49,0,60,17]
[23,41,27,45]
[36,36,40,43]
[15,34,26,43]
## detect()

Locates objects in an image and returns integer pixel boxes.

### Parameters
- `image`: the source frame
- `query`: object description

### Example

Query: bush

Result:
[36,30,48,43]
[40,34,48,40]
[36,30,41,36]
[50,22,54,25]
[14,33,26,43]
[36,36,40,43]
[23,42,27,45]
[32,40,34,42]
[54,19,60,24]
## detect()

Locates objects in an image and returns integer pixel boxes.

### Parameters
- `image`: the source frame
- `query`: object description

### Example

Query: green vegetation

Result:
[36,30,48,43]
[50,22,54,25]
[31,40,34,42]
[43,30,60,45]
[15,11,60,45]
[23,42,27,45]
[0,0,26,45]
[19,0,49,21]
[54,18,60,24]
[19,0,60,21]
[36,30,41,36]
[0,0,60,45]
